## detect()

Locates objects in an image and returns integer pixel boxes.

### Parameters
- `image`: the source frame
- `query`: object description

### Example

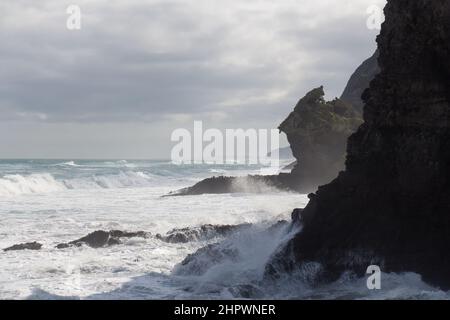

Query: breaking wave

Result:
[168,221,450,299]
[171,221,296,297]
[0,174,65,197]
[0,171,155,197]
[54,161,81,167]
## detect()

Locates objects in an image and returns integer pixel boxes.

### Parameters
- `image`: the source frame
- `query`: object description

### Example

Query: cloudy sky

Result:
[0,0,385,159]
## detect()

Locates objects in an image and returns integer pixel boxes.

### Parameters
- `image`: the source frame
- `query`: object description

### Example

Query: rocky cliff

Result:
[340,51,380,113]
[171,53,379,196]
[268,0,450,289]
[279,86,363,191]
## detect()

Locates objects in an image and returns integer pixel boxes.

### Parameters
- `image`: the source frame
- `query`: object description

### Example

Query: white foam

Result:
[0,173,65,197]
[62,171,154,190]
[0,171,156,197]
[55,161,80,167]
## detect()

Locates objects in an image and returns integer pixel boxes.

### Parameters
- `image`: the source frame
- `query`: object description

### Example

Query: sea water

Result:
[0,160,448,299]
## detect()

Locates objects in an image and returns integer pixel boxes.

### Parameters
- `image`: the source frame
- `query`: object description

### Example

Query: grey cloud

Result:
[0,0,386,158]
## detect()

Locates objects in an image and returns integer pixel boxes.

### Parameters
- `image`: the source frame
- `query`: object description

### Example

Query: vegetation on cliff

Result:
[279,86,363,190]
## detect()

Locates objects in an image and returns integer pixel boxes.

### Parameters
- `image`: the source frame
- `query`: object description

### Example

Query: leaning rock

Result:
[4,242,42,252]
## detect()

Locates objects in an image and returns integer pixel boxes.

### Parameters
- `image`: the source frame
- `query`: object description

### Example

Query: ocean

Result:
[0,160,448,299]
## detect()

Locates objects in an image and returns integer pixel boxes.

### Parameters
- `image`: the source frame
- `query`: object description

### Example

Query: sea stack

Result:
[269,0,450,289]
[279,86,362,191]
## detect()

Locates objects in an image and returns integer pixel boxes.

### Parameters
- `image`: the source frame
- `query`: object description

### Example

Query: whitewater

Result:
[0,160,448,300]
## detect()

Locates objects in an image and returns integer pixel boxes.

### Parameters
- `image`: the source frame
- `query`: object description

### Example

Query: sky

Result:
[0,0,386,159]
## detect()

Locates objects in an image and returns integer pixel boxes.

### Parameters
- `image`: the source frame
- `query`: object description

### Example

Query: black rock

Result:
[269,0,450,289]
[4,242,42,252]
[56,230,150,249]
[170,54,377,197]
[109,230,150,239]
[174,220,291,277]
[156,223,252,243]
[279,86,363,191]
[55,243,70,249]
[174,243,241,276]
[340,50,380,113]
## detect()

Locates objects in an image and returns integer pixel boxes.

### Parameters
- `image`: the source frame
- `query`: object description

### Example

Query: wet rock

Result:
[228,284,265,299]
[271,0,450,289]
[55,243,70,249]
[156,223,252,243]
[109,230,150,239]
[4,242,42,252]
[173,220,291,276]
[266,220,289,234]
[290,209,303,226]
[173,243,240,276]
[56,230,150,249]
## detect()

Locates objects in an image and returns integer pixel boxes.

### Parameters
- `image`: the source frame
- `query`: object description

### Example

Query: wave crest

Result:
[0,173,65,197]
[0,171,155,197]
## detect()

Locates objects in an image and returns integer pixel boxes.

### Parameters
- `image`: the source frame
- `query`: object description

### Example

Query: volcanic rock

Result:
[267,0,450,289]
[56,230,150,249]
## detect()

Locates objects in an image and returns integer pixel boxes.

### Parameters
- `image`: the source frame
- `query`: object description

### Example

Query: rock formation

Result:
[340,50,380,113]
[56,230,150,249]
[169,174,302,195]
[268,0,450,289]
[171,55,378,196]
[170,88,364,196]
[3,242,42,252]
[279,86,363,190]
[156,223,252,243]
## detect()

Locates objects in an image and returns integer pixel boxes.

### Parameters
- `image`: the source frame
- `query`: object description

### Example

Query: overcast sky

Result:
[0,0,385,159]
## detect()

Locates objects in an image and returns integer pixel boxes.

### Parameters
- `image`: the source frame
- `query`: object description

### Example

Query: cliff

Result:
[171,54,379,196]
[279,86,363,191]
[170,89,362,196]
[268,0,450,289]
[340,51,380,113]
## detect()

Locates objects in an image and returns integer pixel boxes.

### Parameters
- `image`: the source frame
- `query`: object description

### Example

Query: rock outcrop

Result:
[3,242,42,252]
[169,174,305,195]
[56,230,150,249]
[268,0,450,289]
[171,54,377,196]
[340,50,380,113]
[279,86,363,190]
[173,220,290,277]
[156,223,252,243]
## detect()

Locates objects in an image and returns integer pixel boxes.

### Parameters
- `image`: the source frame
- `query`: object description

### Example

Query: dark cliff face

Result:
[340,50,380,114]
[271,0,450,288]
[279,87,363,192]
